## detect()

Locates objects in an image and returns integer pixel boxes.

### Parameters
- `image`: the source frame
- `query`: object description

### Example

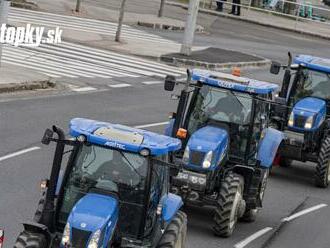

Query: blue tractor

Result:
[163,69,284,237]
[270,54,330,188]
[14,118,187,248]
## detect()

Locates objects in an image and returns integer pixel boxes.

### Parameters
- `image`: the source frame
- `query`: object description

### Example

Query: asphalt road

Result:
[1,6,330,247]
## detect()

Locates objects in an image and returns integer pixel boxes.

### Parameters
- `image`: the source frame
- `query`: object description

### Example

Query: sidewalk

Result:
[0,63,54,93]
[166,1,330,40]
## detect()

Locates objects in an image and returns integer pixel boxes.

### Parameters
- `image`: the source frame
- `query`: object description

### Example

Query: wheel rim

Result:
[229,187,242,229]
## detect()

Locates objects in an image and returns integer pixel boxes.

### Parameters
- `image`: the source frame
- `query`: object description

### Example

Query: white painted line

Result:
[142,81,163,85]
[0,147,41,162]
[72,87,97,92]
[282,204,328,222]
[108,83,131,88]
[234,227,273,248]
[134,121,169,129]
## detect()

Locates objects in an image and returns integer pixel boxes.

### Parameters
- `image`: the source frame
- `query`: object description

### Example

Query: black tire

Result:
[157,211,187,248]
[14,231,47,248]
[315,137,330,188]
[213,173,244,237]
[240,209,258,223]
[279,157,292,167]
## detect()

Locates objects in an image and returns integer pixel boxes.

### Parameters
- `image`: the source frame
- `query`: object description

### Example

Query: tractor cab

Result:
[270,54,330,187]
[14,118,187,248]
[164,69,283,237]
[165,69,278,168]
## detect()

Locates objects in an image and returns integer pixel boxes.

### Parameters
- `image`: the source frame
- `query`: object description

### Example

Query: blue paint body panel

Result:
[257,128,285,168]
[290,97,326,132]
[162,193,183,223]
[66,193,119,247]
[191,69,278,94]
[185,126,229,171]
[70,118,181,156]
[294,55,330,74]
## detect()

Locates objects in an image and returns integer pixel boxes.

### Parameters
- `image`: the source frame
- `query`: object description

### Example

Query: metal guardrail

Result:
[200,0,330,30]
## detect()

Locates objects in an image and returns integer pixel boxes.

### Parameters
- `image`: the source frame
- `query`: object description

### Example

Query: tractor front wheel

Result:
[315,137,330,188]
[157,211,187,248]
[213,173,245,237]
[14,230,47,248]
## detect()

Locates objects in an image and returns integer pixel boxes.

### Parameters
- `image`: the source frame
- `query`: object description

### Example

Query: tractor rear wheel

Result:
[315,137,330,188]
[213,173,245,237]
[157,211,187,248]
[14,230,47,248]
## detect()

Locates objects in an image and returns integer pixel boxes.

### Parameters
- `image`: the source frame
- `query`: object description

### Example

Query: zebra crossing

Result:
[2,41,185,79]
[8,7,178,45]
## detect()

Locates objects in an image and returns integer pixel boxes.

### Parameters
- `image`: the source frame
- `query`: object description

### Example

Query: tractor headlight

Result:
[87,229,101,248]
[61,223,71,246]
[182,146,190,163]
[304,116,314,129]
[202,151,213,169]
[288,112,294,127]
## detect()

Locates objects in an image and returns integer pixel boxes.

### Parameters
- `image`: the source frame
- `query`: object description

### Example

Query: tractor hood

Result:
[67,193,119,233]
[289,97,326,132]
[185,126,229,171]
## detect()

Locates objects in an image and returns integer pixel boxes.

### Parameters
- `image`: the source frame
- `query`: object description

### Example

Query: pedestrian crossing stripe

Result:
[2,40,184,79]
[9,7,178,45]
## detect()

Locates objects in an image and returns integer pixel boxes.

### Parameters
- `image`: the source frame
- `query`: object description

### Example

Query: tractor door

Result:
[144,157,169,240]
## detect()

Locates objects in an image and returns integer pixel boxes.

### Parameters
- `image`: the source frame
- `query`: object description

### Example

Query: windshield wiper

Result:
[230,91,245,109]
[119,151,143,178]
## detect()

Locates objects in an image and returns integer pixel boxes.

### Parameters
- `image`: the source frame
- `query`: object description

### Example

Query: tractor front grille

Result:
[294,115,307,128]
[190,151,205,166]
[71,228,92,248]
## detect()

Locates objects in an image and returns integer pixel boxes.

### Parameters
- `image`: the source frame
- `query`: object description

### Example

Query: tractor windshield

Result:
[186,84,253,158]
[294,69,330,101]
[58,144,148,235]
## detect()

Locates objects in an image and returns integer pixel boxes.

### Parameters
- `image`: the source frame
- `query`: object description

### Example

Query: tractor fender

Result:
[164,119,175,137]
[257,128,285,168]
[162,193,183,223]
[22,222,51,243]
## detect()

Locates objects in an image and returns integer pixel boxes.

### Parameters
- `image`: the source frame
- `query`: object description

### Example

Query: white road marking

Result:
[108,83,132,88]
[234,227,273,248]
[282,204,328,222]
[72,87,97,92]
[0,146,41,162]
[142,81,163,85]
[134,121,169,129]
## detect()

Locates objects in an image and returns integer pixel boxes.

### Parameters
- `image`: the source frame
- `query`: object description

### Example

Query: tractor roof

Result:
[191,69,278,94]
[69,118,181,156]
[294,55,330,74]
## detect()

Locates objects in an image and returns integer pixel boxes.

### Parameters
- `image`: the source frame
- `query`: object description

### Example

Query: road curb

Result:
[137,21,204,32]
[0,80,56,94]
[160,55,271,70]
[166,1,330,41]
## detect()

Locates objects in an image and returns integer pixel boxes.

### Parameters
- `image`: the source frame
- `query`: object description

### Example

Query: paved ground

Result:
[1,68,330,248]
[1,2,330,248]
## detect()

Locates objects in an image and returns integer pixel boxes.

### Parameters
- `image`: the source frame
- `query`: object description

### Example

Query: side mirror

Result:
[42,128,54,145]
[164,75,176,91]
[270,61,281,75]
